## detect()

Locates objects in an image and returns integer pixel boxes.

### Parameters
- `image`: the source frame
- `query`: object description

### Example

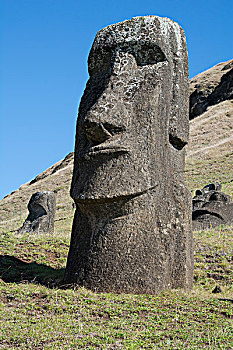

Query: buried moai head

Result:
[71,16,189,202]
[65,16,193,294]
[192,183,233,230]
[17,191,56,234]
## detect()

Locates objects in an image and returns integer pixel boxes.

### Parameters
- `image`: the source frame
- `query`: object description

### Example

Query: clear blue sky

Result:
[0,0,232,200]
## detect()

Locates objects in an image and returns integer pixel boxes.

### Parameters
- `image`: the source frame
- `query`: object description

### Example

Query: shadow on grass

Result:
[0,255,65,288]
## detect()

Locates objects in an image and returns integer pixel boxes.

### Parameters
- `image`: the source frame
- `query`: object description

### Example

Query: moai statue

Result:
[64,16,193,293]
[17,191,56,234]
[192,183,233,230]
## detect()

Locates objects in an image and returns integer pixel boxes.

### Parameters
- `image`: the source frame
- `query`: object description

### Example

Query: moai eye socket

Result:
[131,43,166,66]
[89,42,166,76]
[88,47,113,76]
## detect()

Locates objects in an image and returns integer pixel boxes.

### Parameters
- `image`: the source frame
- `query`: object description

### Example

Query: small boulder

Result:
[212,285,222,294]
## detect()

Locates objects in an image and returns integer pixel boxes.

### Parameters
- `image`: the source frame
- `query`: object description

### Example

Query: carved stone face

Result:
[71,16,189,202]
[65,17,193,293]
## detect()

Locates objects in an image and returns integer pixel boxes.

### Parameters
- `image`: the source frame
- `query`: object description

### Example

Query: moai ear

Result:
[169,65,189,149]
[168,26,189,150]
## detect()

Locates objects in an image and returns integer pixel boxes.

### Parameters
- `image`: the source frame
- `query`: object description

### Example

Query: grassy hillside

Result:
[0,153,74,236]
[0,62,233,348]
[185,100,233,197]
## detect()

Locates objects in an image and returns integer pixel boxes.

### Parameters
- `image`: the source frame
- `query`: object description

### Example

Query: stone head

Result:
[71,16,189,202]
[28,191,55,222]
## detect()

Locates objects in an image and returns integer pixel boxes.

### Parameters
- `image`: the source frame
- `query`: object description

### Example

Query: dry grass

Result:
[186,100,233,160]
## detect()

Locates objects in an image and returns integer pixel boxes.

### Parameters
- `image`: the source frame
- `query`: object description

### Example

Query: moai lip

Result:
[65,16,193,294]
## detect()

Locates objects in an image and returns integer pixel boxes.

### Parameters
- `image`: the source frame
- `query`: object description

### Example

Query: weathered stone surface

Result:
[189,59,233,119]
[17,191,56,234]
[64,16,193,293]
[192,183,233,230]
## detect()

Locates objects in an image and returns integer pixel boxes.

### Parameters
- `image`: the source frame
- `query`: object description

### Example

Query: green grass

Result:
[0,232,69,268]
[0,226,232,349]
[0,284,233,350]
[193,226,233,293]
[0,282,233,349]
[0,232,69,287]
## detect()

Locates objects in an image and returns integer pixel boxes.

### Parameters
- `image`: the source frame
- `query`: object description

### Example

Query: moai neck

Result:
[66,184,192,294]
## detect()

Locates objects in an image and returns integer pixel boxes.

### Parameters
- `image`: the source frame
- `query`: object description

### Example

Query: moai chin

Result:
[65,16,193,293]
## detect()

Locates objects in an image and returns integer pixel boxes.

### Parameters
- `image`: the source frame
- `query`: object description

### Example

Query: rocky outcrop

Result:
[189,59,233,119]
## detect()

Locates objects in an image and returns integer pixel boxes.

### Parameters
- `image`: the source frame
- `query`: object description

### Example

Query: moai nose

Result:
[82,119,112,143]
[82,50,134,144]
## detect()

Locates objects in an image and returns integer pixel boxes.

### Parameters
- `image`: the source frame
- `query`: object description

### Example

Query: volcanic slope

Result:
[186,59,233,195]
[0,60,232,235]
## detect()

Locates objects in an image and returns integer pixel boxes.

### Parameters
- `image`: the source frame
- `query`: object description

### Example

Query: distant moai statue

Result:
[64,16,193,293]
[192,182,233,230]
[17,191,56,234]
